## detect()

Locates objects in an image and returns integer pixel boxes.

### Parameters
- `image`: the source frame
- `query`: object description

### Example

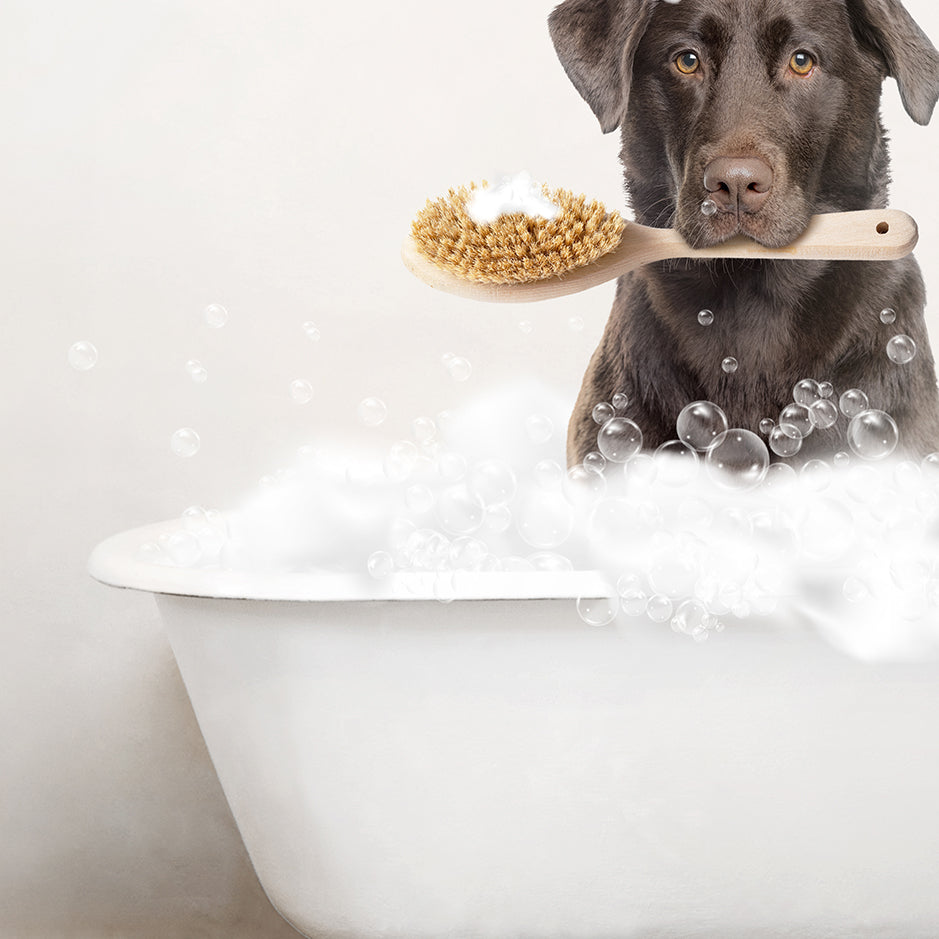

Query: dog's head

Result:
[549,0,939,249]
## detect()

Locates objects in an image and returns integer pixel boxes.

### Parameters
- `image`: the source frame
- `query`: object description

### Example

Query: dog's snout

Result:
[703,157,774,214]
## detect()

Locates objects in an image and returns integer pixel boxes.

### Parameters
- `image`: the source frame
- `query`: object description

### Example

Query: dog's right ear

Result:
[548,0,653,134]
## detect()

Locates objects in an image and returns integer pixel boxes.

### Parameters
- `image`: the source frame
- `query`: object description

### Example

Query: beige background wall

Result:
[3,0,939,934]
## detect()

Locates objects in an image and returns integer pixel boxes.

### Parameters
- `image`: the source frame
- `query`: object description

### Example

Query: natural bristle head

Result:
[410,183,625,284]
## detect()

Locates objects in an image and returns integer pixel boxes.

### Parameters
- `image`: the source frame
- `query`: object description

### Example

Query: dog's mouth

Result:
[683,205,810,251]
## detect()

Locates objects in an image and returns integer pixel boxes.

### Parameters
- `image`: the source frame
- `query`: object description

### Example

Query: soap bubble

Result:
[886,334,916,365]
[768,423,802,458]
[406,484,435,514]
[483,503,512,534]
[808,398,839,429]
[384,440,420,481]
[839,388,869,418]
[290,379,313,404]
[518,320,533,334]
[584,451,606,474]
[68,341,98,371]
[698,309,714,326]
[612,392,629,410]
[534,459,564,490]
[468,459,517,507]
[676,400,728,451]
[576,595,618,627]
[800,459,832,491]
[367,550,394,579]
[793,379,822,406]
[204,303,228,328]
[655,440,699,485]
[171,428,201,457]
[563,464,607,508]
[880,307,897,324]
[846,409,899,461]
[443,354,472,382]
[759,418,774,436]
[358,397,387,427]
[435,484,485,535]
[186,359,208,383]
[646,594,674,622]
[701,199,718,216]
[704,428,769,489]
[302,321,321,341]
[412,416,436,443]
[617,573,648,616]
[649,553,698,598]
[592,402,615,425]
[162,530,201,567]
[516,490,575,549]
[721,356,738,374]
[779,403,813,437]
[818,381,834,398]
[597,417,643,463]
[672,599,710,638]
[525,413,554,444]
[568,315,584,332]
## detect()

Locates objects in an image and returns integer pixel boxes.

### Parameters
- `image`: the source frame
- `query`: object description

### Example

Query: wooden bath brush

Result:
[403,180,918,304]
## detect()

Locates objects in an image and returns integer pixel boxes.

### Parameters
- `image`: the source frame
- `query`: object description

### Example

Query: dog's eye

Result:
[675,51,700,75]
[789,51,815,76]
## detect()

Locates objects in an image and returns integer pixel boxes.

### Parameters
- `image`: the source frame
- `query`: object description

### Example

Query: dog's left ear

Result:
[847,0,939,124]
[548,0,654,134]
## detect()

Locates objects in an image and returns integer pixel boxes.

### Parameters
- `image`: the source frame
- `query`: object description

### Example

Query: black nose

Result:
[703,157,774,213]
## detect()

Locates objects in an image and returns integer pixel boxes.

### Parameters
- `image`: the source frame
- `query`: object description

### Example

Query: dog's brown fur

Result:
[550,0,939,465]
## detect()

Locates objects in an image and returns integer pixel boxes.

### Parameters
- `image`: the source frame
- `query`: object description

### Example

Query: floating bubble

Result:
[886,334,916,365]
[584,451,607,474]
[576,595,618,627]
[302,321,321,341]
[563,464,607,508]
[516,490,575,549]
[697,309,714,326]
[646,594,674,622]
[358,396,388,427]
[406,484,435,514]
[171,427,201,457]
[819,381,834,398]
[649,553,698,598]
[468,459,517,507]
[534,458,564,490]
[518,320,533,334]
[444,354,472,382]
[655,440,699,485]
[833,451,851,467]
[923,452,939,474]
[800,459,832,491]
[290,379,313,404]
[525,413,554,445]
[672,599,710,637]
[412,416,436,443]
[450,537,488,570]
[846,409,899,461]
[186,359,208,383]
[435,484,485,535]
[483,503,512,534]
[384,440,420,481]
[759,418,774,436]
[676,400,728,451]
[161,530,202,567]
[779,403,813,437]
[704,428,769,489]
[700,199,718,216]
[612,392,629,410]
[764,461,797,486]
[793,378,822,406]
[367,550,394,579]
[880,307,897,324]
[808,398,839,430]
[68,340,98,371]
[592,402,615,425]
[768,422,802,457]
[839,388,869,418]
[204,303,228,328]
[438,450,467,482]
[721,356,738,374]
[617,573,648,616]
[597,417,643,463]
[568,315,584,332]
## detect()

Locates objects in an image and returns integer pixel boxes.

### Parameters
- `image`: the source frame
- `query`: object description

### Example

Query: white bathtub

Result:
[90,520,939,938]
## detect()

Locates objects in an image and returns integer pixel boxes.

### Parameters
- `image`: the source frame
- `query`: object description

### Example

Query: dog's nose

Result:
[703,157,774,213]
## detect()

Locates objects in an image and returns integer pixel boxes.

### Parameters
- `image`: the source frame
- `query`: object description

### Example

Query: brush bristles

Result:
[411,182,625,284]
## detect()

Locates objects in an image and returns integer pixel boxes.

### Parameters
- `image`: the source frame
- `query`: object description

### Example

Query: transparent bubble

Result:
[534,458,564,490]
[800,459,832,491]
[819,381,834,398]
[435,484,485,535]
[204,303,228,328]
[676,400,728,451]
[839,388,869,418]
[358,396,388,427]
[406,484,435,514]
[846,409,899,461]
[649,554,698,598]
[833,450,851,467]
[768,423,802,457]
[444,354,472,382]
[592,402,615,425]
[654,440,699,485]
[563,463,608,508]
[612,392,630,410]
[700,199,718,216]
[764,461,797,487]
[516,490,575,549]
[923,452,939,474]
[468,459,517,507]
[302,321,321,341]
[290,379,313,404]
[880,307,897,324]
[672,599,710,636]
[704,428,769,489]
[583,451,606,474]
[779,403,813,437]
[404,529,451,570]
[646,594,674,622]
[842,575,870,603]
[438,450,467,482]
[627,452,658,487]
[412,416,436,444]
[576,595,618,627]
[759,417,774,435]
[367,550,394,579]
[171,428,201,457]
[808,398,839,429]
[384,440,420,481]
[525,413,554,445]
[68,340,98,371]
[568,315,584,332]
[518,320,533,334]
[186,359,208,383]
[698,309,714,326]
[162,530,202,567]
[793,378,822,406]
[597,417,643,463]
[483,503,512,534]
[886,334,916,365]
[450,537,488,570]
[721,356,738,374]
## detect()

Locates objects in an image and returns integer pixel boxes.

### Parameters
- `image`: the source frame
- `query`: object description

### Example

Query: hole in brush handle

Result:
[876,221,890,234]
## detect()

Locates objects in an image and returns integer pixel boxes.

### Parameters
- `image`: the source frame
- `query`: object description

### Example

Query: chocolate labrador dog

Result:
[549,0,939,465]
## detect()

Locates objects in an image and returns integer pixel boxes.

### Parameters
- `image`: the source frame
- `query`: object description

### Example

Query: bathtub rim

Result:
[88,519,613,602]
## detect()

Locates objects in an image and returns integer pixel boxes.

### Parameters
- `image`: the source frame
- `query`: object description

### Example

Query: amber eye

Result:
[789,50,815,76]
[675,50,700,75]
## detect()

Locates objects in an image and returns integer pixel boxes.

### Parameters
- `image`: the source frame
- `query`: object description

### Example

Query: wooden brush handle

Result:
[401,209,917,304]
